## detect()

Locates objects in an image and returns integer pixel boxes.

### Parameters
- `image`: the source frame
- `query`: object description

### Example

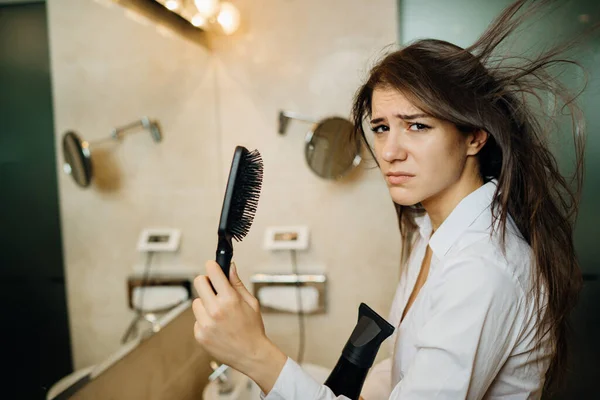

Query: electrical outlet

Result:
[137,228,181,252]
[264,226,309,250]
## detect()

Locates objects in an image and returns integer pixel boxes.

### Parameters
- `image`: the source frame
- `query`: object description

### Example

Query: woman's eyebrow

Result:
[396,113,429,120]
[370,113,429,125]
[370,117,386,124]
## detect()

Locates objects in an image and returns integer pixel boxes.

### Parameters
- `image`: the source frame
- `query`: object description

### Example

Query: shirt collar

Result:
[416,179,498,259]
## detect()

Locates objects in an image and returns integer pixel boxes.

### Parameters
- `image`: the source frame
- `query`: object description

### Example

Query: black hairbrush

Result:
[215,146,263,280]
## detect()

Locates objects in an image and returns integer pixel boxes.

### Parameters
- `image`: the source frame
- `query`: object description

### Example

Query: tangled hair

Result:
[351,0,598,394]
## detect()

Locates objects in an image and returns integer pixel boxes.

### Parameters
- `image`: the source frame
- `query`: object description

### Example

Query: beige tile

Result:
[48,0,219,369]
[213,0,399,369]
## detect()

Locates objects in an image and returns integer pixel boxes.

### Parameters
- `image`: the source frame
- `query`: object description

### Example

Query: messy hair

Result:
[351,0,596,393]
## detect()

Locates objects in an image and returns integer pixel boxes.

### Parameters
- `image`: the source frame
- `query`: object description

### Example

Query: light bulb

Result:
[217,2,240,35]
[194,0,220,19]
[191,13,207,28]
[165,0,179,11]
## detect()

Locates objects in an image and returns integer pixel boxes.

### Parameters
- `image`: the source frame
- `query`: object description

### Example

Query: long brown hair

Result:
[351,0,595,394]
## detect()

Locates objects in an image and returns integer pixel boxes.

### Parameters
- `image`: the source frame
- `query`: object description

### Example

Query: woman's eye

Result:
[408,123,430,131]
[370,125,389,134]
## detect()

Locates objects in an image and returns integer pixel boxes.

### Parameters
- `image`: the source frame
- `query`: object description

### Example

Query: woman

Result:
[191,0,590,398]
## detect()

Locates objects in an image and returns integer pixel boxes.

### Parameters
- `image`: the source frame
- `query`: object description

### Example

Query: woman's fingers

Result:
[191,261,271,377]
[194,274,218,314]
[196,262,246,322]
[206,261,236,297]
[229,262,260,311]
[192,298,209,342]
[192,297,206,322]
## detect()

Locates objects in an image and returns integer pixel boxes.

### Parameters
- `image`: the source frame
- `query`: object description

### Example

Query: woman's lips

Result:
[386,174,414,185]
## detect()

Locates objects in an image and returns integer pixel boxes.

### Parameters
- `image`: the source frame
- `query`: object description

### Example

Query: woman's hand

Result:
[192,260,287,393]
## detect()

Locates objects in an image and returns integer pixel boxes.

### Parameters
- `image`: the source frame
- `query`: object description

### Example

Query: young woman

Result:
[191,0,591,398]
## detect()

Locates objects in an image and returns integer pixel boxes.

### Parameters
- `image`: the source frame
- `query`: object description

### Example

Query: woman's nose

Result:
[381,132,407,163]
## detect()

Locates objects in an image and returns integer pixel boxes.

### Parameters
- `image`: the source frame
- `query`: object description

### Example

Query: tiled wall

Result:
[49,0,400,371]
[208,0,401,369]
[48,0,221,368]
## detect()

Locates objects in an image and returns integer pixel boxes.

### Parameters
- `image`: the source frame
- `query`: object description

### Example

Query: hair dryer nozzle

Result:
[341,303,395,368]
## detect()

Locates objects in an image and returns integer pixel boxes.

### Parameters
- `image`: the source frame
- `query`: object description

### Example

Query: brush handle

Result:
[216,251,232,279]
[216,235,233,281]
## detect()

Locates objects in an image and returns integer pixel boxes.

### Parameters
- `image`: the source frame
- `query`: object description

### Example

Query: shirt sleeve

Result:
[390,257,522,399]
[261,357,351,400]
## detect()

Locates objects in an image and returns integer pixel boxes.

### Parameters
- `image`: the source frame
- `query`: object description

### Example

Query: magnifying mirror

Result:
[61,116,162,188]
[304,117,361,180]
[62,131,92,188]
[278,111,362,180]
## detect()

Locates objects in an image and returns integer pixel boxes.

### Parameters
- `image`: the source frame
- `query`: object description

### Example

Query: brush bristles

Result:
[230,149,263,241]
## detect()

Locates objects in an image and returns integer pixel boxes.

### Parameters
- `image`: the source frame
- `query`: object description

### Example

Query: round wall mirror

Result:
[62,130,93,188]
[304,117,361,179]
[61,117,162,189]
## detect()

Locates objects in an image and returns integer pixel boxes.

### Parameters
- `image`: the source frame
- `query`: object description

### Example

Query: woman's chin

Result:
[389,187,421,207]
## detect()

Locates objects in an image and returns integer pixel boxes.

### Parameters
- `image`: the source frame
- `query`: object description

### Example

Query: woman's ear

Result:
[466,130,489,156]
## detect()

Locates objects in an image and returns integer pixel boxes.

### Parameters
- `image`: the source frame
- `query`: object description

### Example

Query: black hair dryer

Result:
[324,303,395,399]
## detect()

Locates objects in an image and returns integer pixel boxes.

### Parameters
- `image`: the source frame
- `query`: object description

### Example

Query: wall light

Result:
[216,2,240,35]
[164,0,179,11]
[111,0,241,42]
[191,13,207,27]
[159,0,241,35]
[194,0,220,19]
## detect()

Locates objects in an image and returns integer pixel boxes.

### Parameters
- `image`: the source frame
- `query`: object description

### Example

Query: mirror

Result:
[62,130,93,188]
[61,117,162,188]
[304,117,361,179]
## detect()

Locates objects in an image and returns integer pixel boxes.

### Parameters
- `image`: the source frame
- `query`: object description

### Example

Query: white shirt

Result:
[263,180,551,400]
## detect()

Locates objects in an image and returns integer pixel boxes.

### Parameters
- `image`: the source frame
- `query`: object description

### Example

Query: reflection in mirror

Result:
[304,117,361,180]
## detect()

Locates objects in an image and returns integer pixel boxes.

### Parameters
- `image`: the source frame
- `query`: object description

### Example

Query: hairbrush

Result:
[215,146,263,280]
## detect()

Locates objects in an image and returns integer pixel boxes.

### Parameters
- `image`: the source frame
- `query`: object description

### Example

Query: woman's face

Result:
[370,87,477,207]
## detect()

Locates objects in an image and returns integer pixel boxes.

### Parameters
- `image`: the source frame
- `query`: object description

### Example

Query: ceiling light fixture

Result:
[194,0,220,19]
[216,2,240,35]
[164,0,179,11]
[159,0,241,35]
[191,13,207,27]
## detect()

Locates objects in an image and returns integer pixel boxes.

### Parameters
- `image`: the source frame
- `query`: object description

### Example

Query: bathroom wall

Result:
[49,0,400,372]
[208,0,401,368]
[48,0,221,369]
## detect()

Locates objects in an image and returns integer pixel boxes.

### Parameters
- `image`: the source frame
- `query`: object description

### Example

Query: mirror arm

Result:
[110,116,162,143]
[278,110,318,135]
[86,117,162,147]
